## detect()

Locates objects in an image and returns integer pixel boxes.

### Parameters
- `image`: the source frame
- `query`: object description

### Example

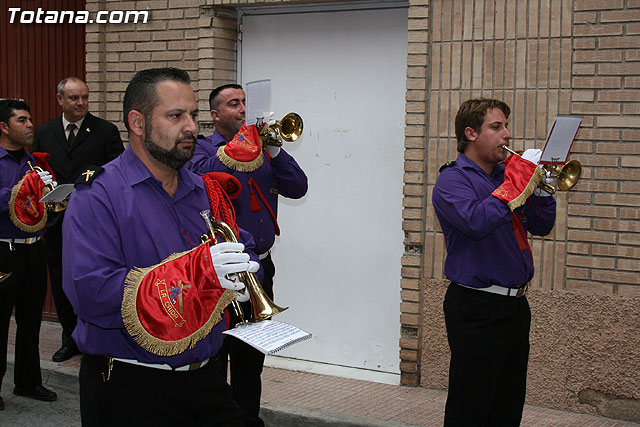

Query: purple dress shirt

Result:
[432,153,556,289]
[0,147,44,239]
[188,129,308,255]
[62,146,258,367]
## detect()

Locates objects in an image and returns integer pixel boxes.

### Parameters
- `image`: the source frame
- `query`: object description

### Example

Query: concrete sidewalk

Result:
[3,319,638,426]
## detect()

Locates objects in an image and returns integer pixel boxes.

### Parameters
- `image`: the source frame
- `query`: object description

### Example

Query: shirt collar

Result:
[120,146,205,198]
[0,145,28,161]
[457,152,504,177]
[62,114,86,132]
[212,129,229,147]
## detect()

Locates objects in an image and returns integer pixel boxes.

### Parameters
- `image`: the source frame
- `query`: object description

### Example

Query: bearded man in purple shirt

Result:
[188,84,308,427]
[432,99,556,427]
[62,68,261,426]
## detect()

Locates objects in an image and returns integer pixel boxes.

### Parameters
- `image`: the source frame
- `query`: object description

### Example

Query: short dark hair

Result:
[123,67,191,132]
[209,83,243,111]
[455,98,510,153]
[0,98,30,125]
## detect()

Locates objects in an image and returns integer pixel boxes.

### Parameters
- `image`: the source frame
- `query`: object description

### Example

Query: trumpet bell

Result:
[250,293,288,322]
[279,113,303,142]
[0,272,12,283]
[557,160,582,192]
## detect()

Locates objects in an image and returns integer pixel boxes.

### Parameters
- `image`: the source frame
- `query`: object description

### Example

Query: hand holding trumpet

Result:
[209,241,259,303]
[501,145,581,195]
[36,170,56,188]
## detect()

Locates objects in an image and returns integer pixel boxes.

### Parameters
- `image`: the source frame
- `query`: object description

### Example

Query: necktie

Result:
[67,123,77,145]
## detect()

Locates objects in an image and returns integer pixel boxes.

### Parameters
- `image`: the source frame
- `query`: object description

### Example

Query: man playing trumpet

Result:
[188,84,308,426]
[432,98,556,426]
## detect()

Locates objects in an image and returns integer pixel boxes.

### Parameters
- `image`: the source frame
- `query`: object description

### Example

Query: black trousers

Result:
[443,283,531,427]
[80,354,245,427]
[43,223,77,349]
[0,240,47,392]
[219,254,275,427]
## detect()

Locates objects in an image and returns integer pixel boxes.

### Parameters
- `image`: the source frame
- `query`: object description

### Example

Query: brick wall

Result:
[86,0,203,139]
[411,0,640,418]
[401,0,430,387]
[570,0,640,296]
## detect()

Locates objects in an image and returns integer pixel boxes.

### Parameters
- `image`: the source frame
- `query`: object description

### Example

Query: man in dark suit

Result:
[32,77,124,362]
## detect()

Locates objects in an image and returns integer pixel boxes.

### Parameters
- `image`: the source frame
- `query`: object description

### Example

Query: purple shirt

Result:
[188,129,308,255]
[62,146,257,367]
[432,153,556,289]
[0,147,44,239]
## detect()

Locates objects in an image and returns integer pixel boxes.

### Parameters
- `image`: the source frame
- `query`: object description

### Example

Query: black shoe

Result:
[52,344,80,362]
[0,395,4,410]
[13,385,57,402]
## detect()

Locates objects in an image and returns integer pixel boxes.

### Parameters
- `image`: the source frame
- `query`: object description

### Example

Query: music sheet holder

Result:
[245,79,271,126]
[539,116,582,166]
[40,184,75,203]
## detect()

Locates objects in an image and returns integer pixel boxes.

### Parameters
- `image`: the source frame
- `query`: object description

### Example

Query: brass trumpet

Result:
[501,145,582,195]
[199,210,287,323]
[27,162,67,212]
[257,113,303,147]
[0,272,11,283]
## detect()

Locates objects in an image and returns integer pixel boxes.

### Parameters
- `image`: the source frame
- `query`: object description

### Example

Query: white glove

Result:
[209,242,261,294]
[534,171,556,197]
[522,148,542,165]
[235,288,251,303]
[264,111,276,126]
[234,260,260,303]
[266,144,281,158]
[247,260,260,273]
[37,171,55,187]
[210,242,252,292]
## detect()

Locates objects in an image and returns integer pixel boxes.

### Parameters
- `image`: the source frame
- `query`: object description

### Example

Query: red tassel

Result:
[249,179,262,211]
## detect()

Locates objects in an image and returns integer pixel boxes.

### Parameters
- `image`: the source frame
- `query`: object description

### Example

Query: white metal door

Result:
[239,3,408,379]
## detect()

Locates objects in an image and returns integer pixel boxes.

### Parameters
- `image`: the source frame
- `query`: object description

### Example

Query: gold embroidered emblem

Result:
[155,279,186,327]
[171,280,192,314]
[17,196,39,219]
[493,185,508,198]
[234,130,259,152]
[82,169,95,182]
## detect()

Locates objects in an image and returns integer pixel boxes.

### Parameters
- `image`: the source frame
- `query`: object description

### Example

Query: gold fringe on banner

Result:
[216,146,264,172]
[9,174,47,233]
[507,167,545,211]
[121,246,237,357]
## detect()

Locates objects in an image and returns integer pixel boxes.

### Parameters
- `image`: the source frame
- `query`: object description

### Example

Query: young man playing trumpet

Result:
[432,98,556,426]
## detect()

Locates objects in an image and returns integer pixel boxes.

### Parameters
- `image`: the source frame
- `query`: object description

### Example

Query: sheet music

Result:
[245,79,271,125]
[223,320,311,355]
[40,184,75,202]
[540,116,582,165]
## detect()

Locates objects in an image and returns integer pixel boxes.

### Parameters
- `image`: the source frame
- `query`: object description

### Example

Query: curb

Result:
[262,402,420,427]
